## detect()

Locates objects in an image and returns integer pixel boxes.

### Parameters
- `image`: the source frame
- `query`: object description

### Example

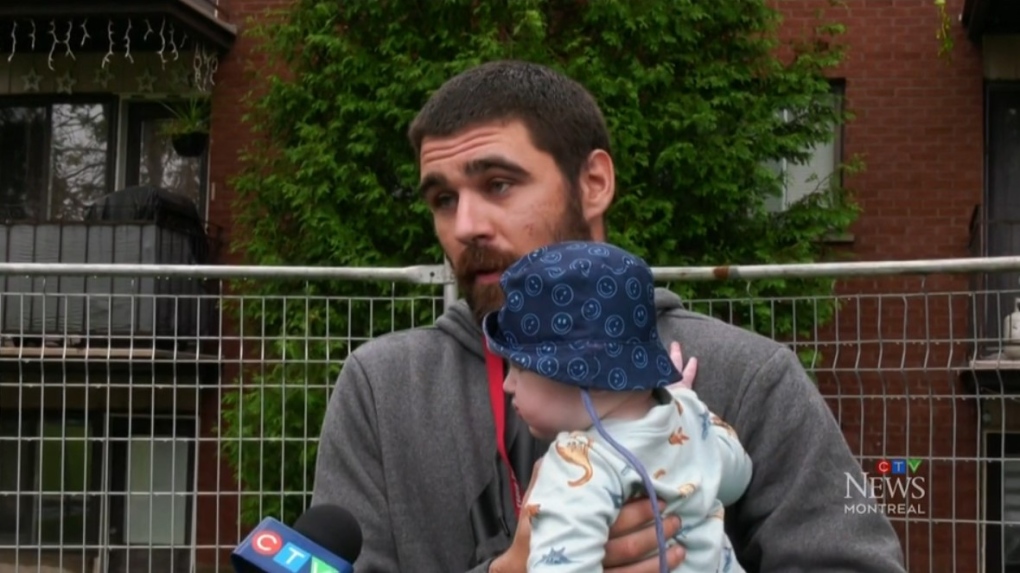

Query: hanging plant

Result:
[161,96,211,158]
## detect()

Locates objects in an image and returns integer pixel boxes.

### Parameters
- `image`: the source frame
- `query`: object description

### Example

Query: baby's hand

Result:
[667,341,697,390]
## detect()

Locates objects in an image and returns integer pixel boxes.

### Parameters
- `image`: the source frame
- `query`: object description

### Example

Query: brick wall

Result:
[196,0,294,567]
[195,0,993,569]
[206,0,294,263]
[779,0,985,261]
[778,1,985,570]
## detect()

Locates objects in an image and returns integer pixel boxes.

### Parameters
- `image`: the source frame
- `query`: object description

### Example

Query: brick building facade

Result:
[1,0,1017,571]
[194,0,1015,566]
[195,1,1017,570]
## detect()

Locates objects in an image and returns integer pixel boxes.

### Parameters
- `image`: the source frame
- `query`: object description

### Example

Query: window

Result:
[979,84,1020,352]
[106,416,196,573]
[0,98,208,223]
[0,98,116,221]
[125,102,207,219]
[0,413,101,547]
[0,412,195,573]
[764,83,845,212]
[986,432,1020,573]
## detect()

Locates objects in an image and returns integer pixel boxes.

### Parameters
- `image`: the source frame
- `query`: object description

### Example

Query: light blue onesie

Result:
[524,386,753,573]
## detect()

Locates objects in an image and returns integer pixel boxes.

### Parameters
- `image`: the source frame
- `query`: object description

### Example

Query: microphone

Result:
[231,504,363,573]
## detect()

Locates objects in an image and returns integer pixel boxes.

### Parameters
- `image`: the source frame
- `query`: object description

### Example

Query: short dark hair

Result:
[408,60,611,184]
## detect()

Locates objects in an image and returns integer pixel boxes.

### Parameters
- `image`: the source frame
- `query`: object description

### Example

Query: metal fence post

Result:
[443,259,459,310]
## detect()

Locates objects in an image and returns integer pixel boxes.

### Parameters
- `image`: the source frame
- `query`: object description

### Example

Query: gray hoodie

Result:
[311,288,907,572]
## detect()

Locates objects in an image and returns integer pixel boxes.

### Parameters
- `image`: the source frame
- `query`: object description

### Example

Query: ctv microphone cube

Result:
[231,517,355,573]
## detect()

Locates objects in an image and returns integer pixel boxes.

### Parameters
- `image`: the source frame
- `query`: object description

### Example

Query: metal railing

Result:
[0,220,220,346]
[2,257,1020,572]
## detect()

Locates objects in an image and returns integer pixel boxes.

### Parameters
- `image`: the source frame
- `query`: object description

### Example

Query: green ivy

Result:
[934,0,955,61]
[219,0,861,526]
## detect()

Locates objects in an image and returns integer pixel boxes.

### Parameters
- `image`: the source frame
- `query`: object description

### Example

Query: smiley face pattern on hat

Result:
[483,241,682,392]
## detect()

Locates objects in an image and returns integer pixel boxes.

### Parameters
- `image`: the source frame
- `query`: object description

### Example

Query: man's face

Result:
[418,121,595,323]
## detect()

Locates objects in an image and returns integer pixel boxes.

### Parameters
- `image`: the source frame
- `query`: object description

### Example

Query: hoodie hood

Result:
[434,287,686,359]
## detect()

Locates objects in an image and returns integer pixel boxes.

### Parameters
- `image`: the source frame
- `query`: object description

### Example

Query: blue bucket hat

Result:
[484,241,682,573]
[482,241,681,391]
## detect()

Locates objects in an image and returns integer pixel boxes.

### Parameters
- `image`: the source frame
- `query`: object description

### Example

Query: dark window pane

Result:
[0,102,110,221]
[0,415,35,544]
[36,420,92,545]
[0,415,94,546]
[982,87,1020,348]
[0,106,47,219]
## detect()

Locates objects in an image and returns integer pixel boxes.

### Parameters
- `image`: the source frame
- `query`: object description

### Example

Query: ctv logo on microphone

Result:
[844,458,926,516]
[251,529,339,573]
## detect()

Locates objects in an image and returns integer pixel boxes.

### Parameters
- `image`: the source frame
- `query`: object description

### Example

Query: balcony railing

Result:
[0,206,221,352]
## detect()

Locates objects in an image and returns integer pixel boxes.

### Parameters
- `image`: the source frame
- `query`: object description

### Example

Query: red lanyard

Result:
[485,343,522,518]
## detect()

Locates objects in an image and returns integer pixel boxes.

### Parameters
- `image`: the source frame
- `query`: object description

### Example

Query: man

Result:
[311,60,906,572]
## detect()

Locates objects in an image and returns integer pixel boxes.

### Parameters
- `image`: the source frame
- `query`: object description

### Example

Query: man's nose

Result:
[503,374,515,394]
[452,192,495,245]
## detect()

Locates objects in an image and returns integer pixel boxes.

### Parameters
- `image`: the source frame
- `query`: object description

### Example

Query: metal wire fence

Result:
[1,257,1020,572]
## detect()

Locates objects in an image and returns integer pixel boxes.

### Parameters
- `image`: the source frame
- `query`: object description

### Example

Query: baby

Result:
[482,241,753,573]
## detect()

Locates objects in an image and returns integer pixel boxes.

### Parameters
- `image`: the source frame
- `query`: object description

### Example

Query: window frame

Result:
[0,94,120,222]
[0,409,196,567]
[765,80,846,212]
[0,410,105,548]
[973,81,1020,354]
[105,414,197,549]
[123,101,209,220]
[104,414,197,573]
[985,431,1020,573]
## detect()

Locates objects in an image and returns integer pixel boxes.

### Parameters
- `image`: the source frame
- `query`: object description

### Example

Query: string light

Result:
[79,18,90,47]
[169,23,178,61]
[5,15,221,92]
[101,19,113,68]
[6,21,15,63]
[192,43,220,92]
[158,17,166,66]
[46,19,56,70]
[123,18,133,63]
[63,20,75,60]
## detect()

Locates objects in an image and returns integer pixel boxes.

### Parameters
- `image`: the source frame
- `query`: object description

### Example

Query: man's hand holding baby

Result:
[490,458,686,573]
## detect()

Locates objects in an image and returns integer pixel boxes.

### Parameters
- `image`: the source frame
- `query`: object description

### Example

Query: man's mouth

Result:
[473,269,503,285]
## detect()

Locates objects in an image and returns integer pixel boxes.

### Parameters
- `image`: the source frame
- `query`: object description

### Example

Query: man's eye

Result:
[432,193,456,209]
[490,181,511,194]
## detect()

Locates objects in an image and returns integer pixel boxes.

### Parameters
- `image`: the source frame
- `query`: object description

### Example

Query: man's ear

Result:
[577,149,615,228]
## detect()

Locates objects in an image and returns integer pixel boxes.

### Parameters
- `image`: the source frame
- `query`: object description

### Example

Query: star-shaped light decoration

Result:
[21,68,42,92]
[55,71,77,95]
[93,66,114,90]
[136,68,156,93]
[170,65,192,90]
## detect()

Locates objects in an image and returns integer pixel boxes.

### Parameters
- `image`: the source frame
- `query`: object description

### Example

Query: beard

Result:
[452,191,594,324]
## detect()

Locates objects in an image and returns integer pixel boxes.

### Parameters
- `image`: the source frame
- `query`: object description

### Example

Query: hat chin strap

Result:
[580,390,670,573]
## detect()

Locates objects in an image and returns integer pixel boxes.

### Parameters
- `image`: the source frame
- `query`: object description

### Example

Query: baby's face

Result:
[503,367,592,440]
